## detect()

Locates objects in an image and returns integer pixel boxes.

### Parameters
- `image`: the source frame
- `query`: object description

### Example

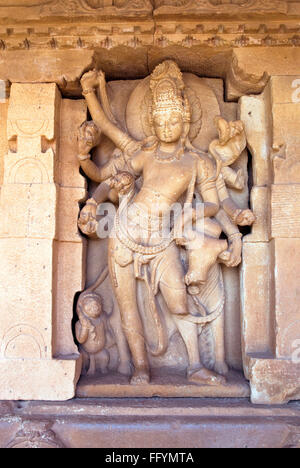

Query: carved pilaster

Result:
[0,83,82,401]
[240,77,300,405]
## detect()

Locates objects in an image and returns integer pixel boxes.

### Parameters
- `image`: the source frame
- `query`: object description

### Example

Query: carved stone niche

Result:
[0,61,299,406]
[74,61,300,405]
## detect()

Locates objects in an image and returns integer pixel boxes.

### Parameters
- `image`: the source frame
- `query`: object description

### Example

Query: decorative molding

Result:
[0,0,154,20]
[41,0,153,16]
[0,21,300,51]
[282,425,300,448]
[0,0,298,51]
[0,0,294,20]
[6,421,64,449]
[154,0,289,16]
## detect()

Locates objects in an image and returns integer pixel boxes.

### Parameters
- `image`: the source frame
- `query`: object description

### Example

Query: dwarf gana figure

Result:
[77,60,253,387]
[75,292,109,376]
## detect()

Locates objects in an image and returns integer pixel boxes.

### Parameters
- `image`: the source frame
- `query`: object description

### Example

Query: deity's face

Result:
[153,111,184,144]
[83,297,102,319]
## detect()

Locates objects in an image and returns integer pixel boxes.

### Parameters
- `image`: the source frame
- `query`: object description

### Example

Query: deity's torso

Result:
[133,150,197,213]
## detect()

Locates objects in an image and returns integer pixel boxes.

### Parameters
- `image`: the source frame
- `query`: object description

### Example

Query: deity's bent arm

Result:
[92,181,112,204]
[215,208,243,267]
[79,156,117,184]
[215,208,241,239]
[196,156,220,218]
[82,85,140,155]
[216,174,243,224]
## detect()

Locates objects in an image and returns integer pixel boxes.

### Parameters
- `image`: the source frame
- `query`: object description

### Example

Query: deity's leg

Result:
[172,317,201,369]
[211,311,229,376]
[159,247,226,385]
[108,240,150,385]
[110,299,132,376]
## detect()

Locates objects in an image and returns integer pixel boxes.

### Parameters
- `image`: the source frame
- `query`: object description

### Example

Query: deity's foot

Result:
[188,367,226,386]
[130,368,150,385]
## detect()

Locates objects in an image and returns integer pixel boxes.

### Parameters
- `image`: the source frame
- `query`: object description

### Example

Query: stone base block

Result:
[77,370,250,399]
[249,357,300,405]
[1,398,300,448]
[0,355,82,401]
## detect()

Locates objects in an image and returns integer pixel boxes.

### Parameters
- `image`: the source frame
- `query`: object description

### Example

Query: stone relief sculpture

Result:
[39,0,153,16]
[153,0,288,14]
[76,60,255,392]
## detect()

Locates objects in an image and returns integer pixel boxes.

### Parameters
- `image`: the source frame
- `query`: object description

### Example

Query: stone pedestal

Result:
[0,398,299,449]
[0,84,84,400]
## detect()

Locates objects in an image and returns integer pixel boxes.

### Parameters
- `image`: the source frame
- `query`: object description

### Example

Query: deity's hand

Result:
[78,121,101,157]
[81,69,99,93]
[78,200,98,238]
[210,117,247,167]
[124,139,142,157]
[219,234,242,268]
[236,209,256,227]
[98,70,106,88]
[109,172,135,197]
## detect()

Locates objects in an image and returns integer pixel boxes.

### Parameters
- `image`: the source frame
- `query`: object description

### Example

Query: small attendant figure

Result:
[75,292,109,376]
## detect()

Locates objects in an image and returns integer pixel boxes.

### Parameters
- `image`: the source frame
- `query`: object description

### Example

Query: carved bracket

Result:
[226,54,269,101]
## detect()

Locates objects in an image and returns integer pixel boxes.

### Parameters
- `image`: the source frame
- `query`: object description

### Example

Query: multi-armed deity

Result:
[75,60,255,390]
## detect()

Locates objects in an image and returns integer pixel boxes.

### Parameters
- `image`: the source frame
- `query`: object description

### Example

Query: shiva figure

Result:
[78,61,239,385]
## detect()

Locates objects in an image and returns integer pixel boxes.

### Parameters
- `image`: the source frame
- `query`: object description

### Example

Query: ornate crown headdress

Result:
[149,60,191,123]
